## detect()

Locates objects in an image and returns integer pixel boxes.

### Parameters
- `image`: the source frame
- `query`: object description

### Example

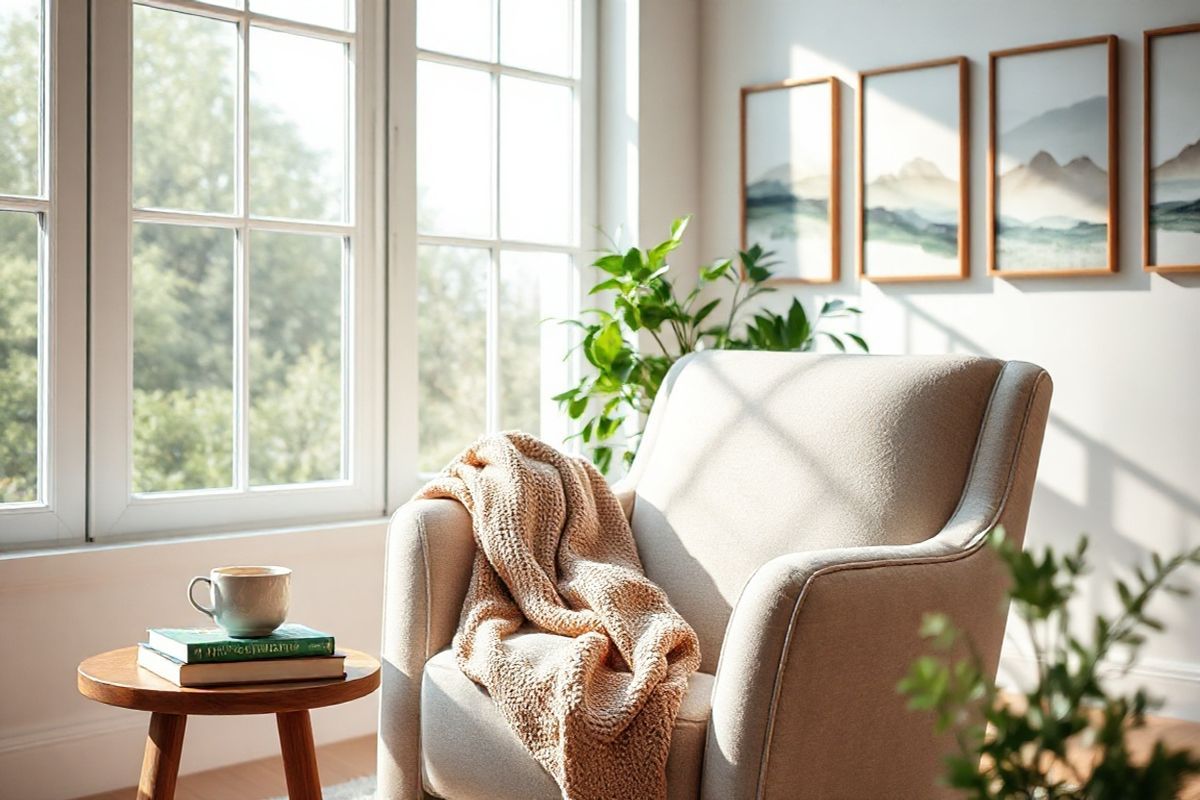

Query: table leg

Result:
[137,712,186,800]
[276,710,322,800]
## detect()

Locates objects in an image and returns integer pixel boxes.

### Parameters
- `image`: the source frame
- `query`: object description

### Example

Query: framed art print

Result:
[989,35,1118,277]
[857,57,969,282]
[740,76,840,283]
[1144,23,1200,273]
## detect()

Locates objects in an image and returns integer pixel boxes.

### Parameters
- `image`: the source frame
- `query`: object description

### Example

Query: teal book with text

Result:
[147,623,335,664]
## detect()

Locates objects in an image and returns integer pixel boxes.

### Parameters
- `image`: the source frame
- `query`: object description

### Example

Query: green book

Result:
[146,623,335,664]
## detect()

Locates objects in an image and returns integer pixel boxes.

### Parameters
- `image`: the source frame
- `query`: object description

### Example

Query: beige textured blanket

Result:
[417,432,700,800]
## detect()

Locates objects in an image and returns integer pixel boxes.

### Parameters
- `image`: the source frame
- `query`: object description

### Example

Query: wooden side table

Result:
[78,647,380,800]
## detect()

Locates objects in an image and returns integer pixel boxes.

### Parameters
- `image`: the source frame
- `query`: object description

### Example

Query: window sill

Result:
[0,514,392,561]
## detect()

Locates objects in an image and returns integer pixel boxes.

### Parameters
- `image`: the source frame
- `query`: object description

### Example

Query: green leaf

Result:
[700,258,732,282]
[593,446,613,475]
[670,215,691,241]
[846,333,869,352]
[693,298,721,327]
[594,253,625,276]
[622,246,644,277]
[588,277,623,295]
[784,299,811,348]
[567,397,589,419]
[595,415,623,440]
[745,263,772,283]
[589,322,624,368]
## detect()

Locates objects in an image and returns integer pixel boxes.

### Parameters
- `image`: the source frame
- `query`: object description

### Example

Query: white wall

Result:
[0,521,387,800]
[599,0,702,264]
[698,0,1200,718]
[638,0,702,270]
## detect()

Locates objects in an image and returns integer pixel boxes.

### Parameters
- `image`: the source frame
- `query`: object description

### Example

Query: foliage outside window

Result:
[415,0,583,473]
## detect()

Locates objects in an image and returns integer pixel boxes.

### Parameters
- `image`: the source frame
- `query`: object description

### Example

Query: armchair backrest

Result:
[624,351,1031,672]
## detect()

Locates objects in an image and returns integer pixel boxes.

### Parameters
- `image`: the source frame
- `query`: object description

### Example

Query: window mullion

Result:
[0,195,49,213]
[487,45,502,434]
[486,248,500,434]
[234,11,251,492]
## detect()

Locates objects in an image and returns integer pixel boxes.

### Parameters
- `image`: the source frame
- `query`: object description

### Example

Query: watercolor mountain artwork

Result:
[1151,138,1200,264]
[742,79,836,281]
[859,58,964,279]
[863,157,959,267]
[998,96,1108,168]
[745,162,831,275]
[996,94,1109,270]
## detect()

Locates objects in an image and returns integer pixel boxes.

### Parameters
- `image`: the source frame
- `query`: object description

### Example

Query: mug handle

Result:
[188,575,215,619]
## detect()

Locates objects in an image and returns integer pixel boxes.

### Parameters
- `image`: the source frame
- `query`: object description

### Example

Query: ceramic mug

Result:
[188,566,291,638]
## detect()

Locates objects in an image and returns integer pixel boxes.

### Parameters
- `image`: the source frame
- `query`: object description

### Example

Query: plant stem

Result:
[647,327,671,359]
[719,278,744,349]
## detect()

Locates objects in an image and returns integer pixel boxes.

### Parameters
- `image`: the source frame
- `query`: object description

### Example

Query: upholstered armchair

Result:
[378,352,1052,799]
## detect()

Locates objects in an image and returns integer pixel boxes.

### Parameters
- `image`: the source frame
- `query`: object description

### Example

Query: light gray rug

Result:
[269,774,376,799]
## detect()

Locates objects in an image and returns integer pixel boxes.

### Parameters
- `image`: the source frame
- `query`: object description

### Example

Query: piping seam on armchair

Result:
[750,363,1050,798]
[413,508,437,795]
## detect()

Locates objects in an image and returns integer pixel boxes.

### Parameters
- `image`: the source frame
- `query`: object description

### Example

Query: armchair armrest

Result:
[377,498,476,800]
[702,537,1004,800]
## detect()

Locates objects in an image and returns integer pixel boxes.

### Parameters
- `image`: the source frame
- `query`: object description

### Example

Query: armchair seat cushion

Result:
[420,630,714,800]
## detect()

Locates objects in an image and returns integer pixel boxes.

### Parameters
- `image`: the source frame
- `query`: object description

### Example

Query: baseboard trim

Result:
[0,715,146,756]
[998,653,1200,722]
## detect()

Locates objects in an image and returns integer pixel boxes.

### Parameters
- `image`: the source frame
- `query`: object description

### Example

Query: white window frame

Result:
[388,0,598,505]
[88,0,386,541]
[0,1,88,548]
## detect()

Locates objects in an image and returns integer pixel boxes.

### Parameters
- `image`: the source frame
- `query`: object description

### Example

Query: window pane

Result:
[417,62,492,238]
[499,76,572,244]
[250,28,348,222]
[251,0,351,31]
[133,5,237,213]
[417,0,492,61]
[249,231,344,486]
[418,245,487,472]
[499,0,573,77]
[499,251,572,446]
[0,0,42,197]
[132,223,234,493]
[0,211,39,503]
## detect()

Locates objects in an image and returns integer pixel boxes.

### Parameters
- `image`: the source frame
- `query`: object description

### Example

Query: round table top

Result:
[77,647,380,716]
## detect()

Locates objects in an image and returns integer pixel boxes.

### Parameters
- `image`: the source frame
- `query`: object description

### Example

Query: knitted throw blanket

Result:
[416,433,701,800]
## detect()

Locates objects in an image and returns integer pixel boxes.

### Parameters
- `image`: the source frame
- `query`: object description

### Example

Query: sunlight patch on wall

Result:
[1037,420,1088,510]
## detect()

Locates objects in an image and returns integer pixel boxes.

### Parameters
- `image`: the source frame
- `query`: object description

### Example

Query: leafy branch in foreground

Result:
[553,216,868,473]
[899,529,1200,799]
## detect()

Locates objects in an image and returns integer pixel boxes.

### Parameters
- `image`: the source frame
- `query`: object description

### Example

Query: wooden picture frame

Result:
[856,56,969,283]
[988,35,1119,278]
[1144,23,1200,274]
[740,76,841,284]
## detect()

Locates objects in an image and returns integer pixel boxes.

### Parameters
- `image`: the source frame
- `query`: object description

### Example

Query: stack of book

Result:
[137,623,345,687]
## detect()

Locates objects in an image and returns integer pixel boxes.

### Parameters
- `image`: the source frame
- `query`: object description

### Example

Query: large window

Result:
[414,0,591,472]
[89,0,384,539]
[0,0,85,547]
[0,1,592,548]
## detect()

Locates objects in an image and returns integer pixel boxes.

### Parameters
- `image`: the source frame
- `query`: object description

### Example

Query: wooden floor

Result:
[75,734,376,800]
[74,716,1200,799]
